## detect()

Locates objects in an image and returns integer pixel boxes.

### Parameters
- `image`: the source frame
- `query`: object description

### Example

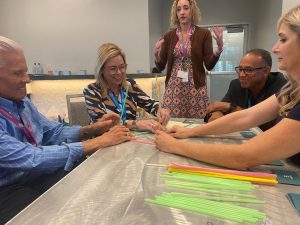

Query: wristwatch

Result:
[131,120,138,130]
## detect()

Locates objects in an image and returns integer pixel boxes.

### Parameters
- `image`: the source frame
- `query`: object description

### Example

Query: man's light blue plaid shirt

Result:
[0,97,83,187]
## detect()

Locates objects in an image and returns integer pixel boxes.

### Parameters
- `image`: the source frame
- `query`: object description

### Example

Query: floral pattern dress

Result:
[162,26,209,119]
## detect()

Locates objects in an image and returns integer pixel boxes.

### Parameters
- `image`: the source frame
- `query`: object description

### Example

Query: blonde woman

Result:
[84,43,170,132]
[154,0,223,119]
[155,5,300,170]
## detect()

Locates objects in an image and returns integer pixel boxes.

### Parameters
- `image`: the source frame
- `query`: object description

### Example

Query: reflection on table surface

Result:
[7,121,300,225]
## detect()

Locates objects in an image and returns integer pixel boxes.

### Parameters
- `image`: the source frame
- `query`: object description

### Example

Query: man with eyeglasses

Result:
[205,49,286,131]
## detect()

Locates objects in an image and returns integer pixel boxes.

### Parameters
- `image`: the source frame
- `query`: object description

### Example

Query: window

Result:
[201,24,248,74]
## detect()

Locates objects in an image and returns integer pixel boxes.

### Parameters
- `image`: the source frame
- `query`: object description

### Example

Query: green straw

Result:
[163,193,264,218]
[161,172,256,190]
[169,191,265,204]
[145,170,266,223]
[165,180,254,192]
[165,181,257,198]
[145,193,266,223]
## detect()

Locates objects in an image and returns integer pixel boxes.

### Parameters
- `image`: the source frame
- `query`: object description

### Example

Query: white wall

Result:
[0,0,283,74]
[282,0,300,14]
[157,0,282,71]
[0,0,150,74]
[148,0,163,71]
[251,0,282,71]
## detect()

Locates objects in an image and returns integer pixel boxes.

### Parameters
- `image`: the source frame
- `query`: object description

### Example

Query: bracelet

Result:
[131,120,138,130]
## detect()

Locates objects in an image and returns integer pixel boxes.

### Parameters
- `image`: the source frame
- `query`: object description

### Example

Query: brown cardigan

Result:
[155,26,220,89]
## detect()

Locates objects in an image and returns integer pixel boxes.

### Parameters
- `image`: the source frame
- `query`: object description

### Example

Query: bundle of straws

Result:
[167,163,278,186]
[146,192,266,223]
[145,163,274,223]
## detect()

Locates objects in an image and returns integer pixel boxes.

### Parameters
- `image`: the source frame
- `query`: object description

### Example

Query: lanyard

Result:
[108,89,127,121]
[0,107,37,146]
[178,25,192,71]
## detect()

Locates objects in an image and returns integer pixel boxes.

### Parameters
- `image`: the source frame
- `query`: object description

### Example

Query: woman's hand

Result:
[157,108,170,126]
[91,113,120,136]
[155,130,180,154]
[98,112,120,125]
[167,125,194,139]
[154,37,164,62]
[212,26,224,54]
[136,119,160,133]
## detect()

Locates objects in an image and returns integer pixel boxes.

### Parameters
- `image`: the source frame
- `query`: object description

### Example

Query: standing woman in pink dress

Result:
[155,0,223,119]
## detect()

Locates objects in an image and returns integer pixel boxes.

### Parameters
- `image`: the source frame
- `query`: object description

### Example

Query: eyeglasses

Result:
[105,64,127,73]
[235,66,266,75]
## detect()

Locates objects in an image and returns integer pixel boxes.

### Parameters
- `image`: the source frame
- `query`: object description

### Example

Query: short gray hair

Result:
[0,36,23,68]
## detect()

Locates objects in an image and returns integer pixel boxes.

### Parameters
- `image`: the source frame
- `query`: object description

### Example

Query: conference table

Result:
[7,120,300,225]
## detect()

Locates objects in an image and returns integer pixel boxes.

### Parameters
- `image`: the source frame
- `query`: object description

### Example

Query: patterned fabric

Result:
[83,78,159,122]
[0,97,83,188]
[155,26,219,89]
[163,27,209,119]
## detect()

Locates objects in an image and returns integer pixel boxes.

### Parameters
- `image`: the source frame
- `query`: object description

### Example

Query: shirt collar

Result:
[0,97,25,112]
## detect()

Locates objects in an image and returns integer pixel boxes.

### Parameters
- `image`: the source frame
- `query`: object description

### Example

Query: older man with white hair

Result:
[0,36,133,223]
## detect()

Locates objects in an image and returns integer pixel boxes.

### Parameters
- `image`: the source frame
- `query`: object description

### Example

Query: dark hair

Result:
[245,49,272,67]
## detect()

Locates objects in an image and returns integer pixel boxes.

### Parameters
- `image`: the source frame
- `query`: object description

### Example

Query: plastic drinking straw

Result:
[161,174,256,187]
[169,162,277,179]
[159,192,266,218]
[120,85,129,124]
[165,182,257,198]
[161,172,255,186]
[165,192,266,216]
[165,183,253,196]
[131,139,155,146]
[155,74,162,129]
[167,168,277,185]
[168,169,277,184]
[155,74,162,110]
[165,180,256,192]
[168,191,265,204]
[146,194,266,223]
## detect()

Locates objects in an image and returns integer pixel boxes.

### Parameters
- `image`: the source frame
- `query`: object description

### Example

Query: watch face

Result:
[131,120,138,130]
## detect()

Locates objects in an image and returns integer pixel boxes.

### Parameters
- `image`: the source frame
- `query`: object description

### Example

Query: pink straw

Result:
[131,139,155,146]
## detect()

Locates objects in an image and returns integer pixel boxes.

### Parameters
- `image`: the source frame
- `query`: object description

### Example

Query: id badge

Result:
[177,70,188,82]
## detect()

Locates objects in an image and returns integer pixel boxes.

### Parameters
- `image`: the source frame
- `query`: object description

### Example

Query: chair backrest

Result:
[66,94,90,126]
[151,76,165,101]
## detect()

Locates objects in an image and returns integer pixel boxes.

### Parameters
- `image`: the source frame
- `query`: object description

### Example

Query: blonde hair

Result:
[94,43,127,98]
[0,36,22,68]
[170,0,201,28]
[277,5,300,116]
